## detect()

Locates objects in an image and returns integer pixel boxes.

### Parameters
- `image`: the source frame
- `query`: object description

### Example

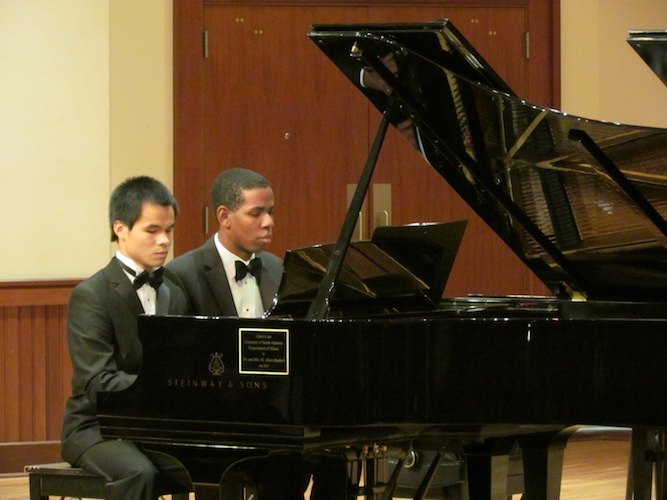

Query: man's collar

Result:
[115,251,143,275]
[214,233,255,264]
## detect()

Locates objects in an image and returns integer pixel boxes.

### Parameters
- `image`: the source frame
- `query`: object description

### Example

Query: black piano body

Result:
[99,306,667,487]
[99,21,667,499]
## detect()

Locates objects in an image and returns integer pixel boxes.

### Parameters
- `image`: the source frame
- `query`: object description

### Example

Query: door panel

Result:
[203,6,371,256]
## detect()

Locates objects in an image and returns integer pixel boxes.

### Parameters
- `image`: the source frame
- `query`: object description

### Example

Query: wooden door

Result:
[175,1,559,297]
[203,6,372,256]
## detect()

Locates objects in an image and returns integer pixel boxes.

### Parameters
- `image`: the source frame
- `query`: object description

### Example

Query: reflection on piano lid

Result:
[372,220,467,302]
[308,20,667,303]
[268,220,467,318]
[627,30,667,87]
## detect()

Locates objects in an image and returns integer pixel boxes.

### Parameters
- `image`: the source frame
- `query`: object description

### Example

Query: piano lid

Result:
[627,30,667,87]
[309,20,667,302]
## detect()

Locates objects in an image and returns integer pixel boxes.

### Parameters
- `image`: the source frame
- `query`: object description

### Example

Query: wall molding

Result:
[0,279,81,307]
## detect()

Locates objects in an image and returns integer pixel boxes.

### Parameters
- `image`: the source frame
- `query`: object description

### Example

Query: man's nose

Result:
[262,213,274,227]
[158,231,172,245]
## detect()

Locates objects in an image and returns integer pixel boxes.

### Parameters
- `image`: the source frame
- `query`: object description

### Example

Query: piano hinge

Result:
[203,30,209,58]
[525,31,530,59]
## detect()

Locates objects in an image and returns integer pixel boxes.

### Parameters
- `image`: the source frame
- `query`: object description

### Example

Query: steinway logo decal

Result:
[167,378,229,388]
[166,378,268,390]
[208,352,225,376]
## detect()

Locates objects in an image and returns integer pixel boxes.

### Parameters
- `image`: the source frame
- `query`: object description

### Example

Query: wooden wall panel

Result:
[0,280,78,471]
[0,307,20,441]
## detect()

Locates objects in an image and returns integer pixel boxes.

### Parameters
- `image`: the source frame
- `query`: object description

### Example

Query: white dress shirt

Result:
[214,234,263,318]
[115,251,158,315]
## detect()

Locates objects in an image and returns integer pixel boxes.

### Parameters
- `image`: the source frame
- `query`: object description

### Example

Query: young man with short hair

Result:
[61,176,192,500]
[167,167,283,318]
[167,168,347,500]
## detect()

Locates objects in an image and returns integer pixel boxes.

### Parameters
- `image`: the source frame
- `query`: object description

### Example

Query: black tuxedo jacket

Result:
[61,258,188,464]
[165,236,283,316]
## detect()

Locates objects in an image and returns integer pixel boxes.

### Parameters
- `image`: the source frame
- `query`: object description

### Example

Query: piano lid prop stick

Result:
[306,94,401,320]
[569,128,667,241]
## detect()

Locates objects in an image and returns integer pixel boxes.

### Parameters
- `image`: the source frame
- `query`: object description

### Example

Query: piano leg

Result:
[464,438,514,500]
[627,428,667,500]
[518,431,570,500]
[465,431,571,500]
[657,431,667,500]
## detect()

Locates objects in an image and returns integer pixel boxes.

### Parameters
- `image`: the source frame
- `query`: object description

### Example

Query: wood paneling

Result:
[0,280,78,470]
[0,441,61,475]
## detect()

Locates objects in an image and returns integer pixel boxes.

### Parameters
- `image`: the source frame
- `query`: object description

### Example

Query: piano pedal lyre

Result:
[346,442,466,500]
[345,443,401,499]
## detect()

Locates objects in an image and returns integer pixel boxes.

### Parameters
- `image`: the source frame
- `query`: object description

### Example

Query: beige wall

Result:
[0,1,109,280]
[0,0,172,280]
[109,1,173,209]
[561,0,667,128]
[0,1,666,280]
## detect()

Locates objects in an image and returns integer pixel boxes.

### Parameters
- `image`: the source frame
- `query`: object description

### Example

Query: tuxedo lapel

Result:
[156,283,171,315]
[259,258,279,311]
[105,258,143,316]
[202,240,237,316]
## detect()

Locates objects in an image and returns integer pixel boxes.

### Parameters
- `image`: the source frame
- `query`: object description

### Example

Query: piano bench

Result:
[24,462,190,500]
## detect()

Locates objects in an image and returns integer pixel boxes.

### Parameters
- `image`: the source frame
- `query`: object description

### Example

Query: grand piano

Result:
[99,21,667,500]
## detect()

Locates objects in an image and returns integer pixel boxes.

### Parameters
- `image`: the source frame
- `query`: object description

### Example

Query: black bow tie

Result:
[234,258,262,284]
[118,259,164,290]
[133,268,164,290]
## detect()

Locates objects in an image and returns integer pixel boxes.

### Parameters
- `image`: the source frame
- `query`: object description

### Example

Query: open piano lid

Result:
[308,20,667,302]
[628,30,667,87]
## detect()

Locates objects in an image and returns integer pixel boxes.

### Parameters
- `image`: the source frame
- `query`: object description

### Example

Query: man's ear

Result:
[113,220,126,240]
[216,205,232,227]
